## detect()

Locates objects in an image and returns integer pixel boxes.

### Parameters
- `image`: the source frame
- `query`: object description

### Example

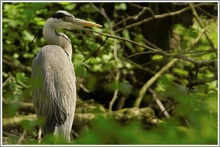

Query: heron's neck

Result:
[43,23,72,59]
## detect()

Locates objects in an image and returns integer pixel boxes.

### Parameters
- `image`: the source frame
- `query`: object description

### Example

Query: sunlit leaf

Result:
[114,3,127,10]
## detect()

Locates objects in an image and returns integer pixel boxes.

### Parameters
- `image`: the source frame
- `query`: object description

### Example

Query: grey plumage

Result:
[31,10,102,142]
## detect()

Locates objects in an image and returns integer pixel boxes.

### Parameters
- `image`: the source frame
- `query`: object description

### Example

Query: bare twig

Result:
[115,3,214,33]
[133,58,178,108]
[189,3,216,49]
[83,36,109,62]
[122,57,156,75]
[79,84,90,93]
[131,32,161,50]
[17,129,27,144]
[125,51,156,60]
[38,127,42,143]
[81,28,158,52]
[83,28,217,68]
[196,5,217,19]
[185,26,207,51]
[149,88,171,118]
[90,3,111,22]
[109,71,121,111]
[109,27,121,111]
[114,6,152,28]
[2,74,13,88]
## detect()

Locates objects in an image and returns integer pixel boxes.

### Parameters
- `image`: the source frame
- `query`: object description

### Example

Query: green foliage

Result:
[76,81,217,144]
[114,3,127,10]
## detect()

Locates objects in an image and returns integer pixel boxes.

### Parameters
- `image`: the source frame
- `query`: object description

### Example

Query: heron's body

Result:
[31,10,102,142]
[32,45,76,141]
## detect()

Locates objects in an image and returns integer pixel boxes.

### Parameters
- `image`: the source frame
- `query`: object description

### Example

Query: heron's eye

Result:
[62,17,67,21]
[62,15,72,21]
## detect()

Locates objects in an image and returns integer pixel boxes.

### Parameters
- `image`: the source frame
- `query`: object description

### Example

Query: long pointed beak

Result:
[73,18,103,28]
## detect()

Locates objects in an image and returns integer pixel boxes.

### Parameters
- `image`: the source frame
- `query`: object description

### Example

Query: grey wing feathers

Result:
[32,45,76,133]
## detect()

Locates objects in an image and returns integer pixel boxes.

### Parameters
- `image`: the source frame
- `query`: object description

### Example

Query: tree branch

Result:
[133,58,178,108]
[109,71,120,111]
[189,3,216,49]
[82,28,216,67]
[149,88,171,118]
[115,3,213,33]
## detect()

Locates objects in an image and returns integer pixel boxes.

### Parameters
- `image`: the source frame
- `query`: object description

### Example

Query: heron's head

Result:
[46,10,102,29]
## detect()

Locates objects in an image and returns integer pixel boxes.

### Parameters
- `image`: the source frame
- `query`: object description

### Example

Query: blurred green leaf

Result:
[122,29,135,52]
[80,4,97,13]
[151,55,163,60]
[172,67,188,77]
[114,3,127,10]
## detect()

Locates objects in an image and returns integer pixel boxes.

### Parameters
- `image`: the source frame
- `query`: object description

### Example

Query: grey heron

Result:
[31,10,102,142]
